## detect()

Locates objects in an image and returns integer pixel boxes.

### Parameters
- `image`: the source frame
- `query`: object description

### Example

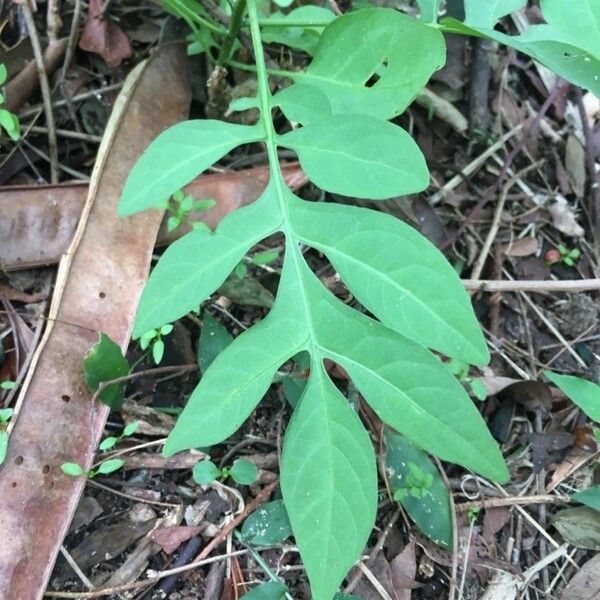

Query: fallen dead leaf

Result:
[0,44,190,600]
[390,540,418,600]
[561,553,600,599]
[0,164,305,271]
[4,39,68,113]
[501,236,538,257]
[548,195,585,237]
[79,0,132,68]
[150,525,203,554]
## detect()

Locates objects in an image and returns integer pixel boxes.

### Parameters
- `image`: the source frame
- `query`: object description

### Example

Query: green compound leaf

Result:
[163,279,309,455]
[133,187,282,337]
[240,581,288,600]
[0,63,6,84]
[416,0,442,23]
[384,429,452,547]
[298,262,507,483]
[289,200,488,364]
[290,8,445,120]
[241,499,293,545]
[544,371,600,423]
[84,333,130,410]
[230,458,259,484]
[273,83,332,125]
[279,115,428,199]
[281,365,377,600]
[261,6,336,55]
[118,121,264,216]
[463,0,526,28]
[446,0,600,95]
[540,0,600,58]
[124,6,509,599]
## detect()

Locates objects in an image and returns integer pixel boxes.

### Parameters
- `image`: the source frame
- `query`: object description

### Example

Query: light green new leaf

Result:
[0,64,7,85]
[309,292,508,482]
[279,116,428,199]
[385,429,452,547]
[290,8,445,120]
[118,120,264,216]
[281,365,377,600]
[163,281,309,455]
[133,187,282,337]
[416,0,442,23]
[545,371,600,423]
[289,200,488,364]
[463,0,526,28]
[273,83,332,124]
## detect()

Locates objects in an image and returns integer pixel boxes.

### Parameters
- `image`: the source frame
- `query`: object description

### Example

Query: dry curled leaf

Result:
[79,0,132,68]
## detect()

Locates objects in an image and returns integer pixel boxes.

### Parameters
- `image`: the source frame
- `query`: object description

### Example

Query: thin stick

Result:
[59,545,94,590]
[22,0,60,183]
[470,163,541,281]
[59,0,81,82]
[455,494,568,513]
[43,550,250,598]
[428,124,523,205]
[356,562,395,600]
[441,81,569,250]
[28,125,103,142]
[18,83,124,118]
[462,278,600,293]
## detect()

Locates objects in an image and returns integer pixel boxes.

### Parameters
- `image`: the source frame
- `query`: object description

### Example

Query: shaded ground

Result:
[1,1,600,599]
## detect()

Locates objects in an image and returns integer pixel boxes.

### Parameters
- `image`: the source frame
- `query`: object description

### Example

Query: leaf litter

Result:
[1,2,600,599]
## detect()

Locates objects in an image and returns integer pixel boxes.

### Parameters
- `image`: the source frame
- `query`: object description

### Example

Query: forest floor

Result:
[1,1,600,599]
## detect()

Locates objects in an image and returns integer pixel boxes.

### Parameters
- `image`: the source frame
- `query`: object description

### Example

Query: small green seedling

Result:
[393,462,434,501]
[61,458,125,479]
[98,421,140,451]
[467,506,481,523]
[192,457,259,486]
[0,380,16,390]
[140,324,173,364]
[0,408,14,466]
[447,359,487,401]
[167,189,216,233]
[545,244,581,267]
[61,422,138,477]
[0,64,20,141]
[558,244,581,267]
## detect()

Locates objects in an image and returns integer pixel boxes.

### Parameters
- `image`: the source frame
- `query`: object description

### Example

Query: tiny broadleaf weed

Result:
[119,6,509,599]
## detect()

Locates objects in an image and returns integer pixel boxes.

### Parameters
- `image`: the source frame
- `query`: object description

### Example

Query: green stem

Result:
[167,0,228,35]
[247,0,319,356]
[217,0,248,65]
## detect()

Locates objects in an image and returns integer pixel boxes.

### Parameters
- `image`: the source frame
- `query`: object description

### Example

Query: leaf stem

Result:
[217,0,248,65]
